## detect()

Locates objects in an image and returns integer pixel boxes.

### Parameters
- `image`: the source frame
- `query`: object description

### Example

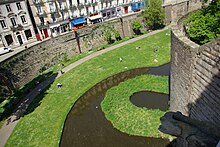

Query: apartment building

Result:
[0,0,36,48]
[67,0,144,25]
[27,0,144,39]
[28,0,70,39]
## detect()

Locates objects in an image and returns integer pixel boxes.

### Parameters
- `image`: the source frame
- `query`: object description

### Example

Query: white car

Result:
[0,47,12,55]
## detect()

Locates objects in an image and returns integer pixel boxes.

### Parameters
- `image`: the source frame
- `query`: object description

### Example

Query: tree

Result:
[184,0,220,45]
[142,0,165,30]
[132,20,143,35]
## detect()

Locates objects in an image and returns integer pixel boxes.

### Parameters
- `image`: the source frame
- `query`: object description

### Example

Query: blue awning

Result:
[70,17,87,26]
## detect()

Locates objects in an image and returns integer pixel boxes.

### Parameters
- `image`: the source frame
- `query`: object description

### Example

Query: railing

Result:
[70,5,77,10]
[60,6,68,12]
[33,0,43,5]
[36,10,47,16]
[78,4,84,9]
[10,24,23,31]
[46,0,55,2]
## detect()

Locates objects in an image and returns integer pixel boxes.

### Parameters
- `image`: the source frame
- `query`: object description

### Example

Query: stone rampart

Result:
[0,13,143,91]
[170,12,220,128]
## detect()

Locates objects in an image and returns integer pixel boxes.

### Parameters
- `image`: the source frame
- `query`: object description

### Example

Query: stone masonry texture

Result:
[170,7,220,128]
[0,13,142,96]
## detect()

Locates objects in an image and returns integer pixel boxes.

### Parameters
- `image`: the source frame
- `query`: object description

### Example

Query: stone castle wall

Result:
[0,13,143,90]
[170,13,220,127]
[163,0,202,24]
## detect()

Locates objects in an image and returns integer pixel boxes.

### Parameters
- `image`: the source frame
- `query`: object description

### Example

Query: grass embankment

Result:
[0,37,130,127]
[6,30,170,147]
[101,75,171,139]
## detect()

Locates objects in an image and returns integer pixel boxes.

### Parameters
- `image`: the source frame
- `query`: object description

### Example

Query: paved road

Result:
[0,26,169,147]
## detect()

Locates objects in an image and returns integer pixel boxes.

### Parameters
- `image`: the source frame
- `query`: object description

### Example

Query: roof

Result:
[0,0,24,5]
[70,17,87,26]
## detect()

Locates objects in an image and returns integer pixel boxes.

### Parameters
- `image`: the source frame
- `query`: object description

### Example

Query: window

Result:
[37,6,42,13]
[20,15,26,23]
[51,14,56,22]
[103,12,106,17]
[16,2,22,10]
[5,35,13,46]
[40,17,44,25]
[0,20,7,29]
[85,0,87,3]
[10,18,16,26]
[6,4,12,12]
[25,29,32,40]
[49,3,55,12]
[86,7,89,15]
[93,6,95,12]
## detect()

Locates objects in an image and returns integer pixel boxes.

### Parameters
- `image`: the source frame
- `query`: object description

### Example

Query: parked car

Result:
[0,47,12,55]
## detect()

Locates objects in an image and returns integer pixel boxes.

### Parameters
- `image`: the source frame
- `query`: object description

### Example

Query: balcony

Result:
[77,4,84,9]
[59,6,68,12]
[85,2,91,7]
[46,0,55,2]
[33,0,44,5]
[91,2,98,6]
[36,11,47,17]
[70,5,77,10]
[10,24,23,31]
[49,9,57,14]
[37,22,49,29]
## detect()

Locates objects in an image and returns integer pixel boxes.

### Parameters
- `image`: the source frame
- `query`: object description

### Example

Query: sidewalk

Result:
[0,41,40,63]
[0,26,169,147]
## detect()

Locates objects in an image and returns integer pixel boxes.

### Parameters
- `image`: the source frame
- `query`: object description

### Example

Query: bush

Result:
[132,20,143,35]
[104,31,113,44]
[114,31,121,41]
[184,0,220,45]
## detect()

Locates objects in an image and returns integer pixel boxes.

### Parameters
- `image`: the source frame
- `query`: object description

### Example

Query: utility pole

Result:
[74,30,81,53]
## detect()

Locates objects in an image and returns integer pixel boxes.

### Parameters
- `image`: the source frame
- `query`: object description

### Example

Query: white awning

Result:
[88,14,102,21]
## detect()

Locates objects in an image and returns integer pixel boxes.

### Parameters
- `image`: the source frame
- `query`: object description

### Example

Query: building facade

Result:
[28,0,144,40]
[28,0,70,40]
[0,0,36,48]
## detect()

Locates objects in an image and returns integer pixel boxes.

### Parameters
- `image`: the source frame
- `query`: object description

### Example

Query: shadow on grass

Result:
[2,72,58,123]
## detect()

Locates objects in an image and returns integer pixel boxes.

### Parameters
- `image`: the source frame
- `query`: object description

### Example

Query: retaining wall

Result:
[170,13,220,127]
[0,13,142,92]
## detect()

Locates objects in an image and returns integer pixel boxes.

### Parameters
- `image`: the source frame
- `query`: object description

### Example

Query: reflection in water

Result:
[130,91,169,111]
[60,63,171,147]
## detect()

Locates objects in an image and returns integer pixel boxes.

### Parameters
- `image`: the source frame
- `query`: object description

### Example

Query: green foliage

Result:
[114,30,121,41]
[104,31,113,44]
[6,30,171,147]
[184,0,220,45]
[142,0,165,30]
[132,20,143,35]
[101,75,171,138]
[63,54,69,63]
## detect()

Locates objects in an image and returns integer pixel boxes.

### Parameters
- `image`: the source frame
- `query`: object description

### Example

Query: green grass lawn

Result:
[101,75,172,140]
[6,30,170,147]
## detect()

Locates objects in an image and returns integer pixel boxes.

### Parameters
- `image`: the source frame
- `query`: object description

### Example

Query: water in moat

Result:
[130,91,169,111]
[60,63,171,147]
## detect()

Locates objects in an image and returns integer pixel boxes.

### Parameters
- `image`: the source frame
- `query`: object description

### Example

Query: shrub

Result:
[184,0,220,45]
[104,31,113,44]
[132,20,143,35]
[114,31,121,41]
